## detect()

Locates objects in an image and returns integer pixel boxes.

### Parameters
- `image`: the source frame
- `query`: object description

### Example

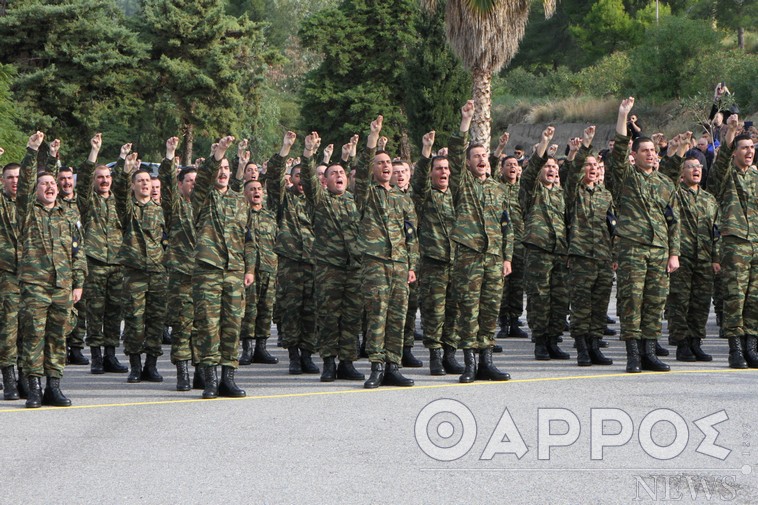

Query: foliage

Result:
[569,0,642,62]
[0,65,27,163]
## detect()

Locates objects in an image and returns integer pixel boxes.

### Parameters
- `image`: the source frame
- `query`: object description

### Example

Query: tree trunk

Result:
[470,67,492,149]
[737,27,744,50]
[183,122,194,166]
[399,130,412,164]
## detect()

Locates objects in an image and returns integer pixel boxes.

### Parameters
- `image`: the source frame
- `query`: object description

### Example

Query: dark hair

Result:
[431,155,448,167]
[683,155,702,164]
[58,166,74,174]
[632,136,654,152]
[178,167,196,182]
[324,163,345,177]
[391,159,407,168]
[243,178,262,190]
[465,143,486,159]
[500,155,517,167]
[733,134,752,146]
[2,163,20,174]
[374,150,390,158]
[36,170,56,181]
[244,161,258,170]
[130,169,151,182]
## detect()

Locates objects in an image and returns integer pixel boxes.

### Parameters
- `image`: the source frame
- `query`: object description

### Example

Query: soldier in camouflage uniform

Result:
[564,127,614,366]
[706,116,758,369]
[610,97,680,373]
[159,137,197,391]
[520,126,571,361]
[300,134,365,382]
[113,144,168,384]
[77,134,128,376]
[0,150,21,400]
[356,116,419,388]
[267,132,318,375]
[411,130,464,376]
[192,136,254,399]
[448,101,513,383]
[18,132,86,408]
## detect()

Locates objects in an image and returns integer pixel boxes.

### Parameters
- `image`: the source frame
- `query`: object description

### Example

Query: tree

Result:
[569,0,641,63]
[0,64,27,162]
[420,0,559,147]
[688,0,758,50]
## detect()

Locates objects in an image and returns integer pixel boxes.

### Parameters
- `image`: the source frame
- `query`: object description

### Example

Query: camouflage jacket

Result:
[607,133,680,255]
[706,141,758,243]
[448,132,513,261]
[191,157,253,274]
[565,145,613,261]
[660,155,720,262]
[411,155,456,264]
[76,160,123,265]
[520,152,568,255]
[502,179,524,247]
[18,148,86,290]
[112,158,166,272]
[354,146,419,269]
[301,156,361,270]
[267,154,315,264]
[247,206,278,275]
[159,158,196,275]
[0,189,19,274]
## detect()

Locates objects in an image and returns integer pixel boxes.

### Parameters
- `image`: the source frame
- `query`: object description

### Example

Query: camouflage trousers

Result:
[720,237,758,338]
[525,247,569,339]
[454,247,504,350]
[499,246,525,321]
[568,255,614,338]
[666,256,714,342]
[84,259,123,348]
[166,269,194,364]
[617,239,669,341]
[277,257,317,352]
[315,263,361,361]
[362,256,409,364]
[418,257,458,349]
[193,266,244,367]
[0,271,20,368]
[241,270,275,340]
[19,282,72,378]
[66,299,86,349]
[403,279,419,346]
[122,267,166,357]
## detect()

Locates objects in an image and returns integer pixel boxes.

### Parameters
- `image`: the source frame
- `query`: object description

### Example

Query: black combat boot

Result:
[90,347,104,374]
[253,338,279,364]
[588,336,613,365]
[42,377,71,407]
[25,376,42,408]
[176,360,190,392]
[575,336,591,367]
[547,336,570,360]
[67,347,89,365]
[655,341,669,357]
[382,363,414,387]
[728,337,747,369]
[288,347,302,375]
[744,336,758,368]
[219,366,245,397]
[192,365,205,389]
[507,317,529,338]
[606,315,616,324]
[103,346,128,373]
[476,348,510,381]
[429,348,445,376]
[127,354,142,383]
[625,339,641,373]
[364,362,384,389]
[2,366,19,400]
[496,317,508,340]
[300,349,320,374]
[534,335,550,361]
[492,344,503,353]
[359,336,368,358]
[202,365,219,399]
[603,326,617,337]
[675,338,696,362]
[690,338,712,362]
[441,344,464,374]
[141,354,163,382]
[641,339,670,372]
[238,338,254,366]
[17,368,28,399]
[336,360,364,380]
[459,349,477,383]
[401,346,423,368]
[321,357,336,382]
[597,338,609,348]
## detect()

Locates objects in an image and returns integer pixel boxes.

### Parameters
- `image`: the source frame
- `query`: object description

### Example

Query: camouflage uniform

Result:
[241,203,278,343]
[57,193,86,350]
[0,177,20,375]
[17,148,86,379]
[498,175,526,330]
[355,146,418,365]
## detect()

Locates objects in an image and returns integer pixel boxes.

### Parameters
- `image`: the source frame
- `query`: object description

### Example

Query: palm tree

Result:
[420,0,557,147]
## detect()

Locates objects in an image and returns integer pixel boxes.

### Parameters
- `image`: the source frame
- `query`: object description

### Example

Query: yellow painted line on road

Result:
[0,368,753,414]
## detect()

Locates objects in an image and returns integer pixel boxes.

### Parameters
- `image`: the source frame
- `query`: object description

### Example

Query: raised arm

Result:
[18,132,45,226]
[448,101,473,195]
[266,131,296,214]
[354,116,382,210]
[160,136,180,228]
[706,115,740,197]
[300,131,322,209]
[411,130,435,199]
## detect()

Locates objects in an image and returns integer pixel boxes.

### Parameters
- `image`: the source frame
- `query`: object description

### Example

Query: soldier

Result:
[610,97,680,373]
[230,138,260,193]
[448,101,513,383]
[564,127,614,366]
[267,132,318,375]
[159,137,198,391]
[192,136,254,399]
[706,116,757,368]
[411,131,464,376]
[659,134,719,362]
[300,134,365,382]
[18,132,86,408]
[0,148,21,400]
[113,144,168,383]
[356,116,418,388]
[77,134,128,376]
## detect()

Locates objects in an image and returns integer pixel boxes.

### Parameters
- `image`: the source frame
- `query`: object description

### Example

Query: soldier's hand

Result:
[72,288,83,304]
[502,260,512,277]
[303,131,320,157]
[712,263,721,275]
[568,137,581,152]
[370,116,383,135]
[91,133,102,153]
[407,270,416,284]
[166,136,180,160]
[422,131,435,149]
[437,147,448,157]
[238,138,249,157]
[667,255,679,274]
[49,138,61,158]
[125,152,139,174]
[282,130,297,149]
[341,142,352,160]
[28,131,45,151]
[498,132,510,148]
[323,143,334,162]
[350,134,359,157]
[239,149,251,165]
[244,273,255,287]
[583,126,595,147]
[216,135,235,160]
[378,136,388,151]
[120,142,132,160]
[619,97,635,117]
[542,126,555,143]
[194,157,205,168]
[0,146,4,158]
[726,114,740,131]
[313,135,322,152]
[547,143,559,157]
[461,100,474,120]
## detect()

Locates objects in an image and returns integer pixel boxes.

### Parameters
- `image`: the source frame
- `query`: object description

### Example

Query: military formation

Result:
[0,95,756,408]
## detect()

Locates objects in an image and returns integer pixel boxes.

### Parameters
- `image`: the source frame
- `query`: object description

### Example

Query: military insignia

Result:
[712,224,721,241]
[664,205,677,226]
[404,219,415,242]
[606,210,618,237]
[161,231,169,250]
